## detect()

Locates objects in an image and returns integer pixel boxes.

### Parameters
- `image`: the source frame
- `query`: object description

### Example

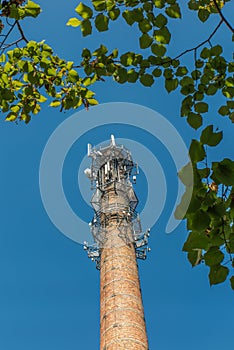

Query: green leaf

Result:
[196,59,204,68]
[81,19,92,36]
[227,101,234,109]
[10,105,21,113]
[85,90,95,99]
[188,0,199,10]
[108,8,120,20]
[165,4,181,18]
[127,69,138,83]
[82,77,92,86]
[218,105,229,116]
[8,5,24,20]
[151,44,166,57]
[206,84,218,96]
[115,68,128,84]
[211,159,234,186]
[154,0,166,9]
[2,89,14,100]
[189,210,211,231]
[204,247,224,266]
[210,45,223,56]
[95,13,109,31]
[198,8,210,22]
[87,98,98,105]
[37,95,47,103]
[154,14,168,28]
[200,47,210,59]
[93,44,108,56]
[152,68,162,77]
[50,100,61,107]
[223,87,234,99]
[200,125,223,146]
[139,34,153,49]
[32,103,41,115]
[208,202,226,218]
[180,76,194,87]
[75,2,93,19]
[143,2,153,12]
[122,10,135,25]
[176,66,188,76]
[47,68,57,76]
[154,26,171,44]
[5,112,18,122]
[140,74,154,87]
[165,78,178,93]
[228,62,234,72]
[229,232,234,253]
[194,102,208,113]
[230,276,234,290]
[66,17,82,27]
[187,195,203,214]
[230,112,234,123]
[189,140,206,162]
[92,0,106,11]
[194,91,204,101]
[188,249,202,267]
[209,265,229,285]
[200,73,211,85]
[181,95,194,116]
[0,53,6,63]
[68,69,79,82]
[138,19,152,33]
[131,8,144,22]
[191,70,201,81]
[183,230,210,251]
[20,113,31,124]
[111,48,118,58]
[82,48,91,59]
[24,1,41,18]
[120,52,135,66]
[163,68,172,79]
[187,112,203,130]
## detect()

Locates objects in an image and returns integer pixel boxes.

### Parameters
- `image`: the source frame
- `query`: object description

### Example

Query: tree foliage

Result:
[0,0,234,289]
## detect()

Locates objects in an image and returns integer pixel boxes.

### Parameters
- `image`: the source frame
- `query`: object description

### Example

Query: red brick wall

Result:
[100,243,148,349]
[99,187,148,350]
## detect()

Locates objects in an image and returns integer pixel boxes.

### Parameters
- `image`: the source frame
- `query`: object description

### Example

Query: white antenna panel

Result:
[87,143,92,156]
[111,134,116,146]
[105,164,108,175]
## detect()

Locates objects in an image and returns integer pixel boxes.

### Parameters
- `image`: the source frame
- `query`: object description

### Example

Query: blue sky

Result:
[0,1,234,349]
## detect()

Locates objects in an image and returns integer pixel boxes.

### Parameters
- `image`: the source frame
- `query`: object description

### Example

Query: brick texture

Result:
[99,186,148,350]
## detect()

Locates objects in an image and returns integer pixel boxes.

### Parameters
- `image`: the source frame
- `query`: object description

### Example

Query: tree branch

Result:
[213,0,234,33]
[2,37,24,49]
[173,19,223,61]
[0,20,17,51]
[16,20,28,43]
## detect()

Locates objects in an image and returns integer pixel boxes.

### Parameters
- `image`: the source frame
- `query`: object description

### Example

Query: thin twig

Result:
[2,37,23,49]
[173,19,223,61]
[213,0,234,33]
[16,20,28,43]
[0,20,17,50]
[6,17,15,27]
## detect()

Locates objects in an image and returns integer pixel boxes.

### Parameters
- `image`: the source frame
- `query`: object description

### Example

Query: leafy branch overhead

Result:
[0,0,234,289]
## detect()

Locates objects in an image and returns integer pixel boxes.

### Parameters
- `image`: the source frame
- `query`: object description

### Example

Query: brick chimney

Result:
[84,136,150,350]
